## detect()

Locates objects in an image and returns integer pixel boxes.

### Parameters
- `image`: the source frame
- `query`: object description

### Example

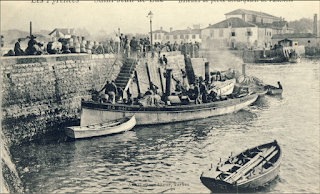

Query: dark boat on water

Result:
[264,85,283,95]
[200,140,282,192]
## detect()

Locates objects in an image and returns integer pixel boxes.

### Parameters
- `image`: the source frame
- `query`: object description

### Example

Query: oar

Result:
[225,146,276,183]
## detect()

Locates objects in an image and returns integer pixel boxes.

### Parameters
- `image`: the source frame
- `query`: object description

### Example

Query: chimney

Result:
[209,23,211,27]
[170,27,173,32]
[160,27,163,31]
[68,28,70,34]
[30,21,32,36]
[280,16,282,21]
[314,14,318,36]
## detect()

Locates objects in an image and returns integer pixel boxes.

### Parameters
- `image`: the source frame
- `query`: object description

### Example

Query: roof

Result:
[166,29,201,35]
[152,30,168,34]
[48,28,76,36]
[272,33,317,39]
[225,9,280,19]
[251,21,287,29]
[206,17,256,29]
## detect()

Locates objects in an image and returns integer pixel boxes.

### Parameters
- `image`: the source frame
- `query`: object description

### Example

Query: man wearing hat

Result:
[26,35,41,55]
[14,38,24,56]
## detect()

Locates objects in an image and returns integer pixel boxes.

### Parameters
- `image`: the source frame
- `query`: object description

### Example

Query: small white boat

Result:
[65,116,136,139]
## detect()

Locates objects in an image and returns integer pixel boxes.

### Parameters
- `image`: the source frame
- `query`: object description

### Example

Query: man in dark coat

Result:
[26,35,39,55]
[14,38,24,56]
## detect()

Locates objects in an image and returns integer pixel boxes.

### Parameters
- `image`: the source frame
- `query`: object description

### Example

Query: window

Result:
[231,32,236,37]
[154,34,157,40]
[210,30,214,37]
[180,35,184,39]
[192,35,196,39]
[185,35,189,39]
[158,34,161,39]
[166,35,169,40]
[173,35,178,39]
[219,29,224,37]
[308,40,311,43]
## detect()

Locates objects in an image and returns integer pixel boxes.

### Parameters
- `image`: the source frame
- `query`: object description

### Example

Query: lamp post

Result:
[148,11,153,46]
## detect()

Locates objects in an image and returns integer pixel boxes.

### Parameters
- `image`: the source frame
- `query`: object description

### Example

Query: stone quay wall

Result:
[1,54,123,146]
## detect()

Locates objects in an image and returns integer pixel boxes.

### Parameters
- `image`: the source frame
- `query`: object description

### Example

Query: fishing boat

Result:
[65,116,136,139]
[80,93,258,126]
[200,140,282,192]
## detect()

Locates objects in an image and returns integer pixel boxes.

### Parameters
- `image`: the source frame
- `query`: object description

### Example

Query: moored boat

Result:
[66,115,136,139]
[80,93,258,126]
[264,85,283,95]
[200,140,282,192]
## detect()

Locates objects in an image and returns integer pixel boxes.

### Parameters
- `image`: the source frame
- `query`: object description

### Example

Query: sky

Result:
[1,0,319,35]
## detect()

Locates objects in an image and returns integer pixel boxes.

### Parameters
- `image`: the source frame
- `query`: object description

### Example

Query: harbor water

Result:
[10,59,319,193]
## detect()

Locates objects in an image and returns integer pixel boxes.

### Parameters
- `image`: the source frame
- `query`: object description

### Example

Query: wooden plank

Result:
[228,146,276,182]
[225,146,276,183]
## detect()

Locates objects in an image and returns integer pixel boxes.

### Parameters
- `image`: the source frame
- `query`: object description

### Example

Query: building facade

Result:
[164,27,201,44]
[271,33,320,47]
[201,9,295,49]
[151,27,168,44]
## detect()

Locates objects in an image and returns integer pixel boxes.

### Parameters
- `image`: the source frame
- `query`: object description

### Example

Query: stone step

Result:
[115,77,131,83]
[117,72,132,77]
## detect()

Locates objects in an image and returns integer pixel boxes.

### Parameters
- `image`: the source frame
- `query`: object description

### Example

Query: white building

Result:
[201,17,259,49]
[164,27,201,44]
[48,28,77,40]
[151,27,168,44]
[201,9,295,49]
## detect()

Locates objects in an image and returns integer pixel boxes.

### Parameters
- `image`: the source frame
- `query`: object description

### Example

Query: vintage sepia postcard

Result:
[1,0,319,193]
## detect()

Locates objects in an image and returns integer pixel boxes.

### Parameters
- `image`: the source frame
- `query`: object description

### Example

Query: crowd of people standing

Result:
[7,32,201,58]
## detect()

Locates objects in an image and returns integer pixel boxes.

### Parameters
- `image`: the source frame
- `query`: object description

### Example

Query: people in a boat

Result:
[99,81,110,103]
[194,81,201,104]
[277,81,282,89]
[149,82,158,94]
[200,81,208,103]
[175,80,184,93]
[125,89,133,105]
[100,80,118,104]
[116,87,124,102]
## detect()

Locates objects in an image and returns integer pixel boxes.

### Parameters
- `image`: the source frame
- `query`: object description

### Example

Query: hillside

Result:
[1,29,51,47]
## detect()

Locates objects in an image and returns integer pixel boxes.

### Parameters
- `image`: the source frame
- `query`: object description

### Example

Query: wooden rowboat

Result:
[65,116,136,139]
[80,93,258,126]
[200,140,282,192]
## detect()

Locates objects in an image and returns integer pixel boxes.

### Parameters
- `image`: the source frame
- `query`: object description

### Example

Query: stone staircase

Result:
[115,58,138,89]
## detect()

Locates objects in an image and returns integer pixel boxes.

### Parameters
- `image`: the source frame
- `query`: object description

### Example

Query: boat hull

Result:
[66,116,136,139]
[80,94,258,126]
[267,88,283,95]
[288,57,301,63]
